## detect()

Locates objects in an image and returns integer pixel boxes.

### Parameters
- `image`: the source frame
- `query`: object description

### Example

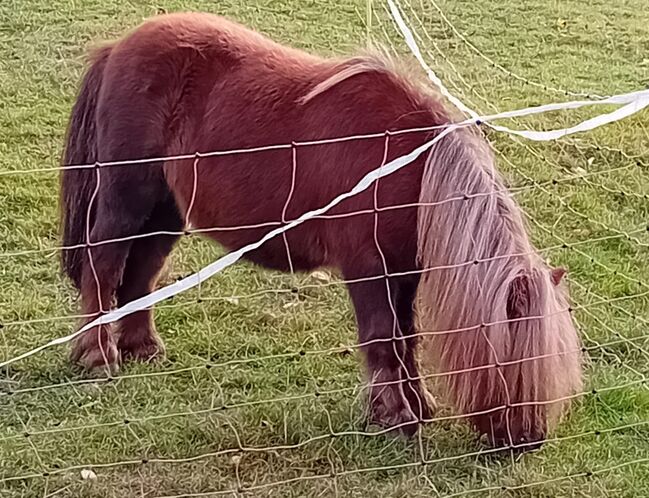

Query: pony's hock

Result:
[59,12,582,448]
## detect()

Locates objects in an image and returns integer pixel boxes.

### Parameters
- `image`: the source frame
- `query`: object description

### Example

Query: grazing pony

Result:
[60,13,582,448]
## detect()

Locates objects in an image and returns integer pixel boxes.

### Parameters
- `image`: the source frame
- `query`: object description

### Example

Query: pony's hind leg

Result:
[70,164,167,373]
[71,201,147,372]
[116,199,182,361]
[71,246,123,374]
[345,272,433,436]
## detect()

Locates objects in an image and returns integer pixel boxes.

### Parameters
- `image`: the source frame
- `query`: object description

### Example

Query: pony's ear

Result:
[506,273,531,320]
[550,267,567,286]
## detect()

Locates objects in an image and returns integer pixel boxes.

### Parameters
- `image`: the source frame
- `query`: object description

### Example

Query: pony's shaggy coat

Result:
[59,12,582,447]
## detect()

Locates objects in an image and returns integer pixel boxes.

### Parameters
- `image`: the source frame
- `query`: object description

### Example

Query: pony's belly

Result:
[201,222,327,273]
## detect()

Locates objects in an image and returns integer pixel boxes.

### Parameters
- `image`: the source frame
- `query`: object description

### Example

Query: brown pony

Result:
[60,13,582,448]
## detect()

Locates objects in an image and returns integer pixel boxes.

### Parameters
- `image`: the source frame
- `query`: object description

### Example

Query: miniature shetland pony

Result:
[60,13,582,448]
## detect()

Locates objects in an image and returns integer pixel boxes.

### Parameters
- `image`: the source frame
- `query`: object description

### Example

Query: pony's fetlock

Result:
[70,326,120,375]
[404,379,436,421]
[118,329,165,363]
[368,373,430,437]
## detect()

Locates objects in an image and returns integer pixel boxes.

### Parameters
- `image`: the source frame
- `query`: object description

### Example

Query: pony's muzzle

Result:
[473,410,547,452]
[488,430,546,453]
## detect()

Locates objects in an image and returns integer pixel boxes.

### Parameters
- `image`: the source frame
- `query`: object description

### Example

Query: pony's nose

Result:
[514,433,545,453]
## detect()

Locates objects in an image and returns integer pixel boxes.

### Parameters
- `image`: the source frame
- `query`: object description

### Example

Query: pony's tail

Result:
[415,128,582,447]
[60,44,113,290]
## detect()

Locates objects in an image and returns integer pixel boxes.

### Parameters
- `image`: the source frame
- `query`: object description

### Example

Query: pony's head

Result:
[468,261,582,448]
[416,127,583,449]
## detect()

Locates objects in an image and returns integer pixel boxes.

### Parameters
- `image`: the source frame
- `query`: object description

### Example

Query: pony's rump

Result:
[60,42,114,289]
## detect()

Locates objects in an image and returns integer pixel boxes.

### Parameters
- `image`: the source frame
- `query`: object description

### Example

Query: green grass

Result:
[1,0,648,496]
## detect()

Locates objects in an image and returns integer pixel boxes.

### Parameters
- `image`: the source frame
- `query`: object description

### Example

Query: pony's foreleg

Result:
[116,200,182,361]
[393,275,437,421]
[346,273,433,436]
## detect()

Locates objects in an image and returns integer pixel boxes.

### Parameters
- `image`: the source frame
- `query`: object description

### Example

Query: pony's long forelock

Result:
[416,127,582,444]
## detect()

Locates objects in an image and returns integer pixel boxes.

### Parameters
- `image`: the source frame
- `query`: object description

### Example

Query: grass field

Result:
[1,0,648,496]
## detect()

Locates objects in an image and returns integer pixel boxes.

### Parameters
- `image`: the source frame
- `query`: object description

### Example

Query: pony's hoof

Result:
[71,342,120,376]
[118,334,165,363]
[473,413,546,452]
[369,383,428,437]
[404,381,437,421]
[370,403,419,437]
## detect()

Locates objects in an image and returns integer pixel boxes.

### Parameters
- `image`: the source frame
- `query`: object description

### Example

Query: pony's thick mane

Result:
[301,56,389,104]
[416,127,582,441]
[300,47,439,106]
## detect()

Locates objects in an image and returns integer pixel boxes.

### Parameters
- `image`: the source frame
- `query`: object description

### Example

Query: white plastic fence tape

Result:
[386,0,649,141]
